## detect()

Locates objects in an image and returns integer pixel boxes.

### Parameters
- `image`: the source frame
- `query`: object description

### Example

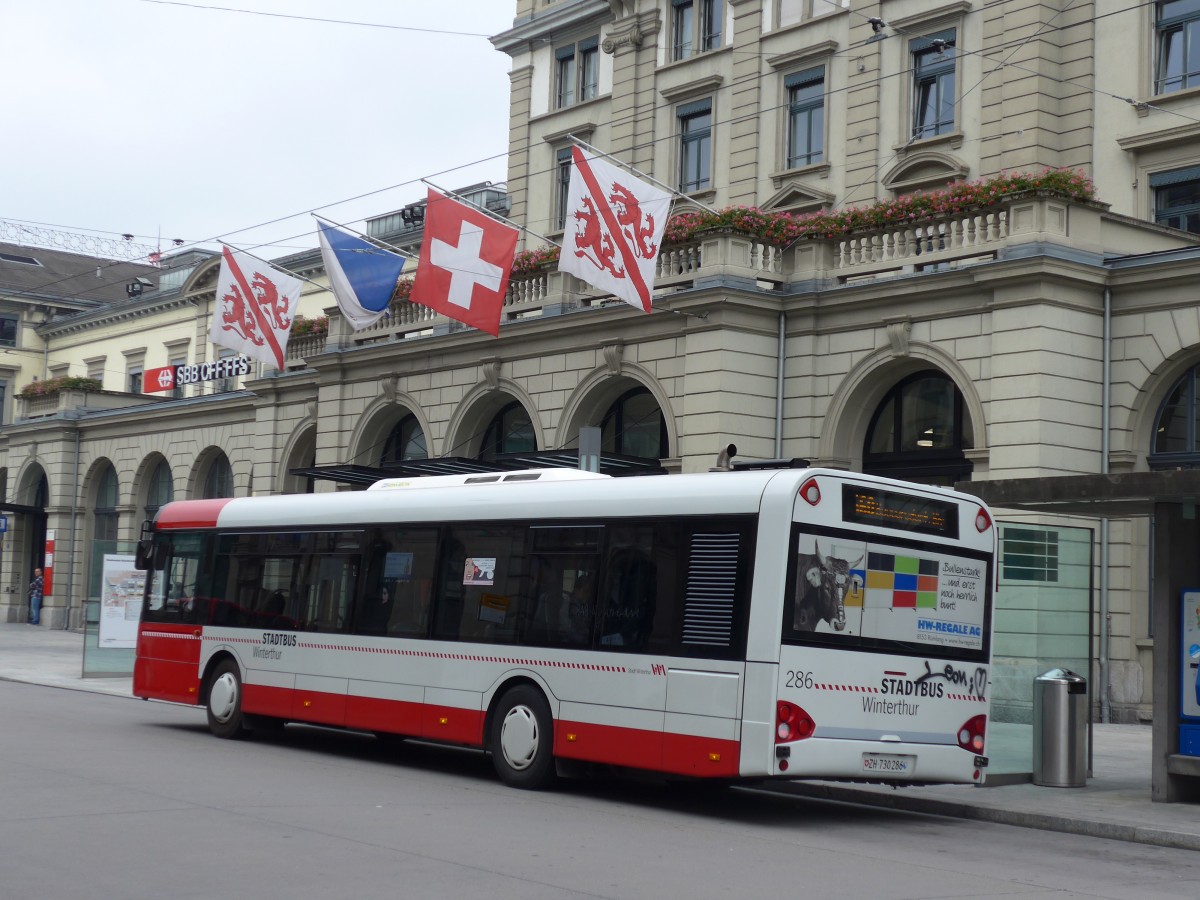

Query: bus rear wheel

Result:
[206,659,248,740]
[491,685,556,789]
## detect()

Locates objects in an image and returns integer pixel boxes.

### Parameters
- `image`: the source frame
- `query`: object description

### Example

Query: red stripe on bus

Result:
[345,695,424,737]
[155,498,233,530]
[134,623,204,702]
[555,720,740,777]
[243,683,293,719]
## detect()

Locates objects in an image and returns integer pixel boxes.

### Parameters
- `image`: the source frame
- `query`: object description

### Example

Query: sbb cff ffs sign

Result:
[143,356,251,393]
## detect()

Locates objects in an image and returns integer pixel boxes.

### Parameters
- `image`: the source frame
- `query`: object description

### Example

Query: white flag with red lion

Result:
[558,146,671,313]
[209,245,303,370]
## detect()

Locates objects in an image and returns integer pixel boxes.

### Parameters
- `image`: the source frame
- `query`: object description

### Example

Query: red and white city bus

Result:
[133,466,995,789]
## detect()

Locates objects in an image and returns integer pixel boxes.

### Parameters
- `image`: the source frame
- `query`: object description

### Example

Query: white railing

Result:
[834,210,1008,274]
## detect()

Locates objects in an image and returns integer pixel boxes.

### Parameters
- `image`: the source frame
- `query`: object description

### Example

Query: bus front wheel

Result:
[491,685,556,789]
[206,659,247,739]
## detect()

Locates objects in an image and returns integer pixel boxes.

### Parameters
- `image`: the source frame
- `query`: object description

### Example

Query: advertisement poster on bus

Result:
[463,558,496,586]
[794,537,986,652]
[98,554,146,649]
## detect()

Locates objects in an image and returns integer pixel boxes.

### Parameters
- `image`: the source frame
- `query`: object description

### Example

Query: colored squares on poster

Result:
[866,552,939,609]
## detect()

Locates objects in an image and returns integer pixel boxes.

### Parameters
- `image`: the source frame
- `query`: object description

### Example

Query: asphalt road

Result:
[3,682,1199,900]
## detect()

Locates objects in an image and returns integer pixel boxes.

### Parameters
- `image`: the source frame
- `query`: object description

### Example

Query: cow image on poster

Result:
[794,540,865,633]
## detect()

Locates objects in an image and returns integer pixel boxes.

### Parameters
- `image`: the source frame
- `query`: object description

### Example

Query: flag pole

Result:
[420,179,562,248]
[221,242,331,294]
[312,214,421,262]
[568,136,719,215]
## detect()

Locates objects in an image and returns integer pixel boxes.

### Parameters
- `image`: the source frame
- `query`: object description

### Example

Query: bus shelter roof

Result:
[956,469,1200,518]
[291,451,666,487]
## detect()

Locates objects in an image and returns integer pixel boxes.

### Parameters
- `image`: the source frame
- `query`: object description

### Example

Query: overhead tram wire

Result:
[10,0,1186,304]
[4,149,509,305]
[837,0,1092,206]
[138,0,496,38]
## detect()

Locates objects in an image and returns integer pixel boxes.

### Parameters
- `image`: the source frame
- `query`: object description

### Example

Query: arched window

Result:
[381,414,428,464]
[864,371,974,486]
[202,453,233,499]
[1151,365,1200,467]
[601,387,668,459]
[144,459,173,519]
[479,401,535,462]
[94,465,120,543]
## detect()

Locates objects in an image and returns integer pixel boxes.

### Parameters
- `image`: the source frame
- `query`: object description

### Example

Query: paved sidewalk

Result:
[2,623,1197,850]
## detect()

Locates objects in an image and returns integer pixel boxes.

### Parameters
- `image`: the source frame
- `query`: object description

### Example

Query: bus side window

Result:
[599,548,657,651]
[432,538,467,640]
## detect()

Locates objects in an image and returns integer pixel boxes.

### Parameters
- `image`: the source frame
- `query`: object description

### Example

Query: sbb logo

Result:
[142,356,250,393]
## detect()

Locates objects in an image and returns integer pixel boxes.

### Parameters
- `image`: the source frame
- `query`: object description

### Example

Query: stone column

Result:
[978,0,1096,176]
[727,0,763,206]
[603,6,663,174]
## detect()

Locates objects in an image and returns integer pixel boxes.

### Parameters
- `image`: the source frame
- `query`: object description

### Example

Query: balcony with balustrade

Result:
[297,192,1198,360]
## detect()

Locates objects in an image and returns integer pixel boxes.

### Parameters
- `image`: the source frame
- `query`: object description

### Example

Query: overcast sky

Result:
[3,0,516,263]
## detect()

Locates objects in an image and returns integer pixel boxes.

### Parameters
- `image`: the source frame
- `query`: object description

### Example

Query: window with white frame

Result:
[125,350,146,394]
[672,0,723,61]
[1001,527,1059,583]
[555,36,600,108]
[1151,166,1200,233]
[1156,0,1200,94]
[678,98,713,193]
[779,0,838,27]
[555,146,574,231]
[0,314,16,347]
[786,65,825,169]
[910,29,957,140]
[85,357,105,383]
[170,355,187,399]
[215,350,236,393]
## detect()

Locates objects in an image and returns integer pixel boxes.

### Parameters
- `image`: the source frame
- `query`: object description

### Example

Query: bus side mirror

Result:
[136,519,151,570]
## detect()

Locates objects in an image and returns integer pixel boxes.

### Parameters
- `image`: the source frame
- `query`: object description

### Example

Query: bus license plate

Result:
[862,753,915,776]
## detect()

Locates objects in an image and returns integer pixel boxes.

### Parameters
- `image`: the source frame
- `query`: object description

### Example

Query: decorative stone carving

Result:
[603,25,643,54]
[305,400,318,423]
[481,358,501,391]
[602,342,624,376]
[380,375,399,402]
[603,10,659,54]
[886,319,912,358]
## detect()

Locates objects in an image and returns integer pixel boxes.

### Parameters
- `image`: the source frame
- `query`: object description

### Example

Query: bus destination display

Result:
[842,485,959,538]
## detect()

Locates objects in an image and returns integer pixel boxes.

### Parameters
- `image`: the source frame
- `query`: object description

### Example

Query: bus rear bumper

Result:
[757,738,987,786]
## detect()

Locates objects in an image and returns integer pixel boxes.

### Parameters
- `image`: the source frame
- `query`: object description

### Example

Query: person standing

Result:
[28,568,43,626]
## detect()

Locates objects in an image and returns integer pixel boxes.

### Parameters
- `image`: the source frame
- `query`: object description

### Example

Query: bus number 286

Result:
[785,670,815,689]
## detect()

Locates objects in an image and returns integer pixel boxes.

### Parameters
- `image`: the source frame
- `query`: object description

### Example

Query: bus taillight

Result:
[798,478,821,506]
[776,701,815,742]
[957,714,986,753]
[974,506,992,533]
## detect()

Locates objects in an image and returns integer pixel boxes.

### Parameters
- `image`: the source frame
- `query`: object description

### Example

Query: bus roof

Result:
[153,468,991,538]
[367,468,610,491]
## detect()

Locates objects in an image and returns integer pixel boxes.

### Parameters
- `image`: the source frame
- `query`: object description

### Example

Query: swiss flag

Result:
[410,189,519,337]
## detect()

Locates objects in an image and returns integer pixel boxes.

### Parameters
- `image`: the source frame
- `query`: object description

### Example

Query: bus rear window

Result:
[783,528,989,660]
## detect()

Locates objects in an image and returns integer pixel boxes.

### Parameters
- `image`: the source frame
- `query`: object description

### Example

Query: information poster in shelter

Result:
[98,554,145,649]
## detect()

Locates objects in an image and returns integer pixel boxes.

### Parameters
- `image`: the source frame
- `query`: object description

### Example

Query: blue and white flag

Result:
[316,220,410,330]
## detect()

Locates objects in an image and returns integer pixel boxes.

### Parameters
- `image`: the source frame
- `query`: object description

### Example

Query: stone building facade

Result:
[6,1,1200,724]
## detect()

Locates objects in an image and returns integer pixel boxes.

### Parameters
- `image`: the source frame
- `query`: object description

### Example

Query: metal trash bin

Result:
[1032,668,1088,787]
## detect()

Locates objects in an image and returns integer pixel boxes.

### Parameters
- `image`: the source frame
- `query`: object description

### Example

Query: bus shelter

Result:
[963,470,1200,803]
